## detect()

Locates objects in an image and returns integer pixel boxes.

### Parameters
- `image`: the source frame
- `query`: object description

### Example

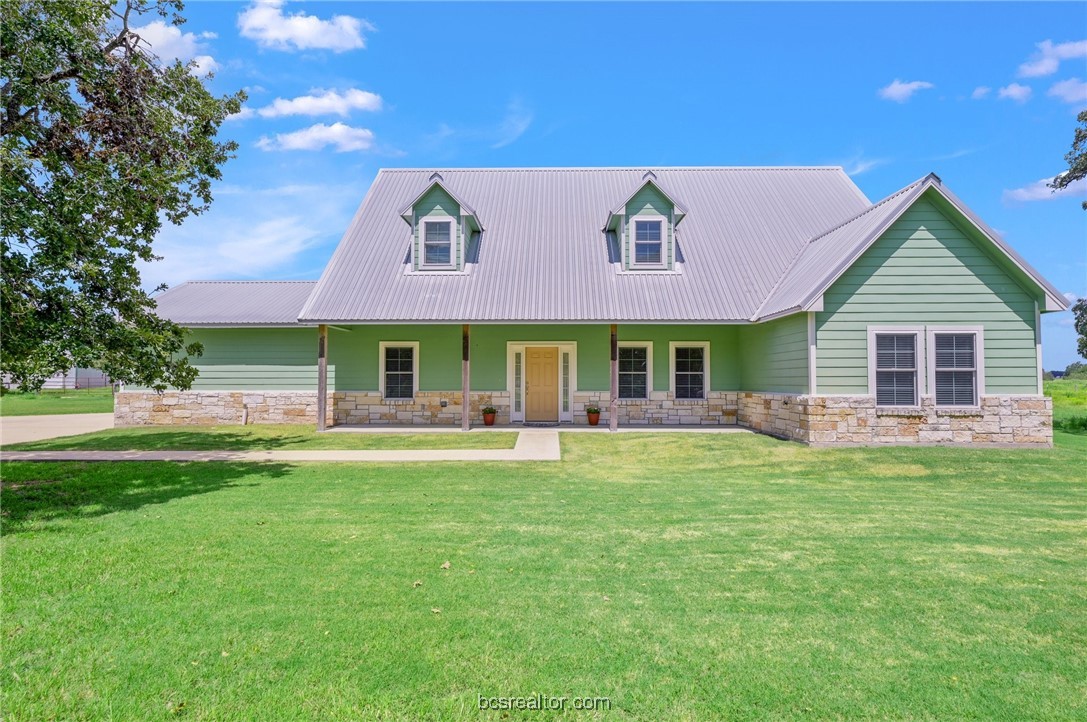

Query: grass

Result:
[0,387,114,416]
[4,424,518,451]
[1045,377,1087,433]
[2,432,1085,720]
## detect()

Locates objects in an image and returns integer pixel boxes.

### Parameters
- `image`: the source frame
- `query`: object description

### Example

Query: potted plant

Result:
[585,405,601,426]
[482,406,497,426]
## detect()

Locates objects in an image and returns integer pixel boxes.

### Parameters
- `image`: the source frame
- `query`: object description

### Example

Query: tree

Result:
[1,0,243,390]
[1050,109,1087,210]
[1073,299,1087,361]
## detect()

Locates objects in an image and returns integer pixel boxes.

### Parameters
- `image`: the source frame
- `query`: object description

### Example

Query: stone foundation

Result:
[332,391,511,426]
[737,392,1053,447]
[114,391,332,426]
[573,391,739,425]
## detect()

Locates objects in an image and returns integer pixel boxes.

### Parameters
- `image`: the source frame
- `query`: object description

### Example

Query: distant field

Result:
[1045,377,1087,432]
[0,387,114,416]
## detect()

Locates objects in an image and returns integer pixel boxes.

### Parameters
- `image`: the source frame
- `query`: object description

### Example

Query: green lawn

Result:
[1046,377,1087,432]
[3,432,1085,720]
[4,424,518,451]
[0,387,114,416]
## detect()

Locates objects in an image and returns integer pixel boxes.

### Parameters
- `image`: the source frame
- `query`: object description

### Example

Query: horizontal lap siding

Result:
[185,328,320,390]
[738,315,809,393]
[620,325,740,391]
[815,198,1038,394]
[470,325,610,391]
[330,325,461,391]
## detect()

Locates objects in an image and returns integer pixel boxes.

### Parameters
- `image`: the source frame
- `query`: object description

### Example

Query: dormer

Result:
[604,173,687,272]
[399,174,483,273]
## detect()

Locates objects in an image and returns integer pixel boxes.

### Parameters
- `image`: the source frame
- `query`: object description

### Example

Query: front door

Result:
[525,347,559,422]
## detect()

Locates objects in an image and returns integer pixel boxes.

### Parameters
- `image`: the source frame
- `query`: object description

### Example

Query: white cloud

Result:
[256,122,375,152]
[998,83,1033,103]
[838,155,887,176]
[225,106,256,122]
[257,89,383,118]
[132,20,218,76]
[971,86,991,100]
[877,79,935,103]
[491,99,533,148]
[1064,291,1081,305]
[1018,39,1087,78]
[1002,173,1087,203]
[1048,78,1087,106]
[237,0,373,52]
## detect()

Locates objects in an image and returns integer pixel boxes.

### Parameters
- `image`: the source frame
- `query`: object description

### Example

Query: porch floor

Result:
[323,423,754,434]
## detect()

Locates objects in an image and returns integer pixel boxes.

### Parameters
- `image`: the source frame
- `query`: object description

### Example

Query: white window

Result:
[669,342,709,400]
[867,328,921,407]
[420,217,455,268]
[618,342,653,399]
[928,327,984,407]
[631,216,666,267]
[379,342,419,400]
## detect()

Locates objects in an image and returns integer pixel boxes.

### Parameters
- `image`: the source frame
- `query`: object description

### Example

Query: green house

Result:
[122,167,1068,446]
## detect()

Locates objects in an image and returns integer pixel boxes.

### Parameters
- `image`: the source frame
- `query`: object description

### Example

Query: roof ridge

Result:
[377,166,848,172]
[806,176,929,246]
[184,280,317,285]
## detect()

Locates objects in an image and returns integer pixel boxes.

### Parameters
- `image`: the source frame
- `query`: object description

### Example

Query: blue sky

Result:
[136,1,1086,368]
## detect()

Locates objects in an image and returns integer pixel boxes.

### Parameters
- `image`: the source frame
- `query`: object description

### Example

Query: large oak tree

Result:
[1,0,243,390]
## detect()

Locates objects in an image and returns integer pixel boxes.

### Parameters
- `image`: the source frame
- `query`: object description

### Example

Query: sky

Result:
[133,1,1086,369]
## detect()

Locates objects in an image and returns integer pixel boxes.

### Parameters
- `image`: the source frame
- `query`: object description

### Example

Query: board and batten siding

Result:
[412,185,462,271]
[181,328,323,390]
[815,196,1040,395]
[623,184,674,270]
[738,315,810,393]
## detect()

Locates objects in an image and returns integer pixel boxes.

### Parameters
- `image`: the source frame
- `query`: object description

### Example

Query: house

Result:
[117,167,1068,446]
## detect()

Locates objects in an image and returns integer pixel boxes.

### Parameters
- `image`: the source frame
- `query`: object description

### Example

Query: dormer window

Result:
[633,217,665,266]
[422,218,454,267]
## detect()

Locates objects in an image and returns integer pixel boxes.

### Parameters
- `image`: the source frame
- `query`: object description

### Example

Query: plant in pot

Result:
[482,406,497,426]
[585,405,601,426]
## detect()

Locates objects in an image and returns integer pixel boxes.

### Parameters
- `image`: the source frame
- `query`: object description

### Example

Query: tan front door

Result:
[525,347,559,422]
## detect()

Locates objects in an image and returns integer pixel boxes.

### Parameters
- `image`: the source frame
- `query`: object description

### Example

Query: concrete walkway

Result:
[0,429,562,463]
[0,413,114,446]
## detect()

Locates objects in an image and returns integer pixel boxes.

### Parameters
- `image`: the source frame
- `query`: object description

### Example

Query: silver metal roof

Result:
[153,281,317,326]
[298,167,872,323]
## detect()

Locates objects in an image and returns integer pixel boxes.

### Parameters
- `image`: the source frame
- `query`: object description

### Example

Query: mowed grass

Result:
[0,387,114,416]
[4,424,517,451]
[1046,378,1087,432]
[2,432,1085,721]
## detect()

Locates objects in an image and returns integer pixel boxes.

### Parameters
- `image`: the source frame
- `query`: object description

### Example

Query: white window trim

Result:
[926,325,985,409]
[629,215,668,270]
[418,215,457,270]
[379,341,420,400]
[867,325,924,407]
[669,341,710,400]
[618,341,654,399]
[506,342,577,423]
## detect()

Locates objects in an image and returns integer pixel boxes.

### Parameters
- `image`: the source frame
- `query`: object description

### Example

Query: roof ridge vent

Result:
[429,171,444,182]
[641,170,658,181]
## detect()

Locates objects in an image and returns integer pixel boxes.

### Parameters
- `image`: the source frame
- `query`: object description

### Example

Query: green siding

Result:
[330,325,461,391]
[470,325,611,391]
[412,185,462,271]
[623,184,674,270]
[816,194,1040,395]
[183,328,322,390]
[738,315,810,393]
[619,325,740,391]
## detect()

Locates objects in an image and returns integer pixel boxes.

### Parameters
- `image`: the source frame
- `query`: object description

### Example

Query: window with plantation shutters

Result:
[934,333,977,406]
[875,334,917,406]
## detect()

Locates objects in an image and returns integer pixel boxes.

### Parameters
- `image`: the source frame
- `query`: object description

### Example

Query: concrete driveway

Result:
[0,413,114,446]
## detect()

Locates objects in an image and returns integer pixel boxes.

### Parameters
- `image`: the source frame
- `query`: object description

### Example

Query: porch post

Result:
[462,324,470,431]
[609,323,619,432]
[316,324,328,431]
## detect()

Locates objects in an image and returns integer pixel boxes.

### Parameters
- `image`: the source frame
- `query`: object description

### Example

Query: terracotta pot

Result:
[587,412,600,426]
[483,412,496,426]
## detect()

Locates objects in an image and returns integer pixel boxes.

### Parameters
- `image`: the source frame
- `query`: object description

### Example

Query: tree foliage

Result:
[1,0,243,390]
[1073,299,1087,362]
[1050,109,1087,210]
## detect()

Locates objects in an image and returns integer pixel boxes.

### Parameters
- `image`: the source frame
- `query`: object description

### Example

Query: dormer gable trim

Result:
[398,178,484,230]
[604,177,688,231]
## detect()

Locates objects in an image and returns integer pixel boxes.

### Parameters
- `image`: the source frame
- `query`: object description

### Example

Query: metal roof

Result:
[757,174,1070,318]
[299,167,871,323]
[153,281,317,326]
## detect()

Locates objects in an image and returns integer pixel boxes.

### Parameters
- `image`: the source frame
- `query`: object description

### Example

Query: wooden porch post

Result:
[316,324,328,431]
[462,324,470,431]
[609,324,619,432]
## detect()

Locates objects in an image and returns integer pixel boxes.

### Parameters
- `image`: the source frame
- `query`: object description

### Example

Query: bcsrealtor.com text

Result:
[478,694,611,712]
